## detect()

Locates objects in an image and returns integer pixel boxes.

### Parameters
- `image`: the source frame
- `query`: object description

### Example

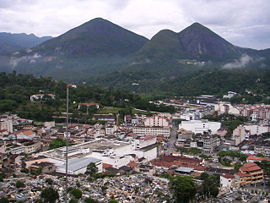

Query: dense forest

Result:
[0,72,175,122]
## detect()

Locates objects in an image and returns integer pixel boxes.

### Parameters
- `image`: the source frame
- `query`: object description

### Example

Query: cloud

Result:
[0,0,269,49]
[223,54,264,69]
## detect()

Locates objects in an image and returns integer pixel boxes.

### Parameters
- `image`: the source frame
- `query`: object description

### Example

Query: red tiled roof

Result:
[247,155,270,162]
[151,155,202,168]
[14,130,34,136]
[140,135,154,140]
[127,161,138,168]
[239,162,261,172]
[221,173,235,179]
[102,163,113,169]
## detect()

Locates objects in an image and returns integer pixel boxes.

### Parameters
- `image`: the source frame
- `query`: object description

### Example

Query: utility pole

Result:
[65,84,76,203]
[65,85,69,203]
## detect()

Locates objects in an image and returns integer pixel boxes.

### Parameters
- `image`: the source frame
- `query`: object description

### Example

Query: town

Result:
[1,91,270,202]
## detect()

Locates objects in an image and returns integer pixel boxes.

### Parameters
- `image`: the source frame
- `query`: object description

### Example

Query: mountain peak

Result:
[35,17,148,56]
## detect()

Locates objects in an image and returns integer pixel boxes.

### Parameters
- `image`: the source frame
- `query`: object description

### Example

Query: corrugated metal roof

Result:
[60,157,101,172]
[175,167,194,173]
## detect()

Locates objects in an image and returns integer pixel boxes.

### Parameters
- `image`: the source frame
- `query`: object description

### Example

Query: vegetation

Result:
[86,163,98,176]
[0,198,9,203]
[0,72,175,123]
[177,147,202,155]
[40,187,59,203]
[15,180,25,188]
[218,150,247,167]
[69,188,82,199]
[199,173,220,199]
[48,138,68,150]
[84,197,99,203]
[169,176,196,203]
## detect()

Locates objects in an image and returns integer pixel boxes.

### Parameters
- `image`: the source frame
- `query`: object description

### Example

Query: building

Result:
[254,141,270,157]
[132,126,170,137]
[179,120,221,134]
[243,124,269,135]
[39,138,158,170]
[223,91,237,99]
[220,173,235,189]
[30,94,55,102]
[0,119,13,133]
[214,102,241,115]
[232,126,250,146]
[57,157,102,175]
[235,162,264,185]
[143,115,170,127]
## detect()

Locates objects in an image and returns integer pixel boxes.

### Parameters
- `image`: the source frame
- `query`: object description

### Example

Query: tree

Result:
[169,176,196,203]
[15,180,25,188]
[108,200,118,203]
[0,198,9,203]
[48,138,68,150]
[40,187,59,203]
[69,199,78,203]
[84,197,99,203]
[86,162,98,176]
[69,188,82,199]
[45,178,53,185]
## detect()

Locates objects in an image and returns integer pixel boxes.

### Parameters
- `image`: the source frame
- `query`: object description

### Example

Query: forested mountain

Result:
[0,18,269,96]
[0,32,52,54]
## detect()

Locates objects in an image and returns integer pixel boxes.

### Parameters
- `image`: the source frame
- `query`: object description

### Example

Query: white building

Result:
[133,135,157,149]
[214,102,241,115]
[220,174,235,189]
[223,91,237,99]
[133,126,171,137]
[179,120,221,134]
[0,119,13,133]
[144,115,170,127]
[30,94,55,102]
[243,124,269,135]
[39,138,157,170]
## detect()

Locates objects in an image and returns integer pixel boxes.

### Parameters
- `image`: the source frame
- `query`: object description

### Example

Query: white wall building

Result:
[214,102,241,115]
[243,124,269,135]
[0,119,13,133]
[133,126,170,137]
[179,120,221,134]
[144,115,170,127]
[220,174,235,189]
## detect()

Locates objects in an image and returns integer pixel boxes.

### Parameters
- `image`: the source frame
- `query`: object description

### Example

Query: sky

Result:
[0,0,269,49]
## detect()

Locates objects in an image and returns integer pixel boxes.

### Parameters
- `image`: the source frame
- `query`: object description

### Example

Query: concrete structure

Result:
[232,126,249,146]
[179,120,221,134]
[220,173,235,189]
[0,119,13,133]
[133,126,170,137]
[40,138,158,170]
[30,94,55,102]
[57,157,102,175]
[143,115,170,127]
[235,162,264,185]
[243,124,269,135]
[214,102,241,115]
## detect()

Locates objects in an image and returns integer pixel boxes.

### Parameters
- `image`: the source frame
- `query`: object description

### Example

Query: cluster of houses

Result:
[1,93,270,201]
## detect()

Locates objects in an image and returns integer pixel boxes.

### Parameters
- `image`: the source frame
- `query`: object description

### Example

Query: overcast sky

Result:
[0,0,269,49]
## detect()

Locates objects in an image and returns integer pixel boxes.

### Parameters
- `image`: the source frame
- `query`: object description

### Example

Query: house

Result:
[220,173,235,189]
[30,94,55,102]
[235,162,264,185]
